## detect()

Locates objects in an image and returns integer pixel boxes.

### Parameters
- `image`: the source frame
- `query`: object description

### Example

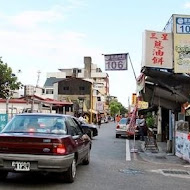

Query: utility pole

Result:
[36,70,41,87]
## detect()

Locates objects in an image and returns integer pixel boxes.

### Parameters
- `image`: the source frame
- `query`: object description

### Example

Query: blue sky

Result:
[0,0,190,106]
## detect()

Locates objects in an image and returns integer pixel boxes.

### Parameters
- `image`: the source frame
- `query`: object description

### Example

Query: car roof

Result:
[15,113,71,117]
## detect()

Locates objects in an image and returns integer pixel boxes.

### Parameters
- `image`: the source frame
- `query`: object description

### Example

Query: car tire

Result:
[64,158,77,183]
[116,134,120,138]
[0,171,8,180]
[82,149,90,165]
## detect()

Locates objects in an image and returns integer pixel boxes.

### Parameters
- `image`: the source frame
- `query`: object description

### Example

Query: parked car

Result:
[76,119,98,139]
[115,118,139,138]
[0,113,91,183]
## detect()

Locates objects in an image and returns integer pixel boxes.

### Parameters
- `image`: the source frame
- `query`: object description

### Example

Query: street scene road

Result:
[0,122,189,190]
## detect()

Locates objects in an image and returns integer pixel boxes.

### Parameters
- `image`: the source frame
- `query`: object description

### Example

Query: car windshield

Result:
[1,115,67,135]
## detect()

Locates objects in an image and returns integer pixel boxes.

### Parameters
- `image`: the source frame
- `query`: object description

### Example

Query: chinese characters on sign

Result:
[96,101,104,111]
[142,30,172,69]
[104,54,128,71]
[176,17,190,34]
[173,15,190,73]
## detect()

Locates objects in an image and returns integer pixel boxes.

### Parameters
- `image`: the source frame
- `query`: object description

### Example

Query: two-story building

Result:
[43,56,110,119]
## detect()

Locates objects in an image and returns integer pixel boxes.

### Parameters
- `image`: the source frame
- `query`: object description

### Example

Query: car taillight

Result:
[53,144,66,154]
[117,125,120,129]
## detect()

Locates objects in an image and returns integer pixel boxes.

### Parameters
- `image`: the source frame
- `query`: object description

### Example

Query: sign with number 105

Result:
[104,54,128,71]
[176,17,190,34]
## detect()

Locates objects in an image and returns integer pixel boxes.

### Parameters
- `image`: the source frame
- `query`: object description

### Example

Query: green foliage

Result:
[146,112,155,128]
[109,99,128,116]
[0,57,23,98]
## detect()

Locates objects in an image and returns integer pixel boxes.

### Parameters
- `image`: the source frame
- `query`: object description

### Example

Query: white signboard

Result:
[142,30,173,69]
[104,54,128,71]
[173,15,190,73]
[176,17,190,34]
[96,101,104,111]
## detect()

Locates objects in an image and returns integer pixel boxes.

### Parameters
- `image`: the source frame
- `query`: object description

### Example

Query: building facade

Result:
[43,56,110,119]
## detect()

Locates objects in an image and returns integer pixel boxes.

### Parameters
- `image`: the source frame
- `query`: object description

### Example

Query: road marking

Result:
[126,139,131,161]
[184,165,190,168]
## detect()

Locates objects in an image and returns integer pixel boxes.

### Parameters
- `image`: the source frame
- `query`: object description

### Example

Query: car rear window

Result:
[1,115,67,135]
[119,118,128,124]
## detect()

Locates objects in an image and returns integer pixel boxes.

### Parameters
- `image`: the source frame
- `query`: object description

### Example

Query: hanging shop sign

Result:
[104,53,128,71]
[96,101,104,111]
[173,15,190,73]
[138,101,149,109]
[142,30,173,69]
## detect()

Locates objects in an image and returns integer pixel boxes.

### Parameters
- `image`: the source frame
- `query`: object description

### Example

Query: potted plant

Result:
[146,112,155,129]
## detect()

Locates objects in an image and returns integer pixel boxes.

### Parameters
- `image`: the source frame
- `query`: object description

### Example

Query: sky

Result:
[0,0,190,107]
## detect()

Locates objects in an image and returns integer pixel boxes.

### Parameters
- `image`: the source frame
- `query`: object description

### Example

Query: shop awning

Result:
[141,67,190,111]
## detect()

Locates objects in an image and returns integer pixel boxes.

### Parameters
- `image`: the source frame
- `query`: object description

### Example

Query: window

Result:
[46,89,53,94]
[66,117,83,136]
[63,86,69,90]
[79,86,85,91]
[78,69,81,73]
[97,97,101,101]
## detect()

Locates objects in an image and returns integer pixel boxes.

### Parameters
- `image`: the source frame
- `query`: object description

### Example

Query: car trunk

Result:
[0,133,64,155]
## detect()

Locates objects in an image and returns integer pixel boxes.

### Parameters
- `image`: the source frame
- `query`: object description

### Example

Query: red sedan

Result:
[0,113,91,183]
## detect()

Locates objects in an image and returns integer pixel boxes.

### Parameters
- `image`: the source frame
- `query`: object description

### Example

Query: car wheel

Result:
[64,158,77,183]
[82,149,90,165]
[116,134,120,138]
[0,171,8,180]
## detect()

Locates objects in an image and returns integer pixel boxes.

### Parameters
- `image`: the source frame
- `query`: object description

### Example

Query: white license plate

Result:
[12,161,30,171]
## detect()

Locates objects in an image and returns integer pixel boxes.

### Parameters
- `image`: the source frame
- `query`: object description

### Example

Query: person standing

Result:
[139,115,145,141]
[97,113,101,128]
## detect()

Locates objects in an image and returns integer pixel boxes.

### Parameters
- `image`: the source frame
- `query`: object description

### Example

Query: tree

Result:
[109,99,128,116]
[0,57,22,98]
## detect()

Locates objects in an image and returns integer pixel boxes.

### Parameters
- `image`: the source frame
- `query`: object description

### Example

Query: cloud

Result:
[184,2,190,8]
[0,0,103,87]
[0,0,87,28]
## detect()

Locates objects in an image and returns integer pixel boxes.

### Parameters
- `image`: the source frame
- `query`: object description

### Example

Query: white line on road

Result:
[126,139,131,161]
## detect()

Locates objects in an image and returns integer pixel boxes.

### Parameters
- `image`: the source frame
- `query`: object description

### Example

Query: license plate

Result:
[12,161,30,171]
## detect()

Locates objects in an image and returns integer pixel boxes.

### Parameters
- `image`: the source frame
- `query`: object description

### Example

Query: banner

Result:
[142,30,173,69]
[173,15,190,73]
[136,73,145,93]
[104,54,128,71]
[127,105,137,135]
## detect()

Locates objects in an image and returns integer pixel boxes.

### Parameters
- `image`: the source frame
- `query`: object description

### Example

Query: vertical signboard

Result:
[104,54,128,71]
[131,93,137,105]
[173,15,190,73]
[0,114,8,131]
[142,30,173,69]
[96,101,104,112]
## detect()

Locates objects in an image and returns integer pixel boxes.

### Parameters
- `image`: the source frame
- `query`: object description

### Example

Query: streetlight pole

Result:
[90,83,93,124]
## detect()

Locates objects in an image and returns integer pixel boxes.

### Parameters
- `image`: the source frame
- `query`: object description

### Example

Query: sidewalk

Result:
[134,140,190,166]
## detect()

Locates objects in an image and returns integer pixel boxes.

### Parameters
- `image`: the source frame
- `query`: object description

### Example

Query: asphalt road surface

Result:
[0,122,189,190]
